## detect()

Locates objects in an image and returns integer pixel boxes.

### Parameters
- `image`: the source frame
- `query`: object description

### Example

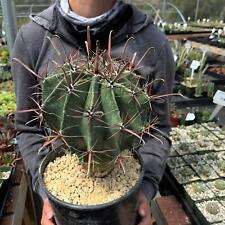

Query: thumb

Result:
[43,198,54,219]
[139,206,146,217]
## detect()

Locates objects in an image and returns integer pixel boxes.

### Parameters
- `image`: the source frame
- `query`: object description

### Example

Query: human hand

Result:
[137,192,153,225]
[41,198,54,225]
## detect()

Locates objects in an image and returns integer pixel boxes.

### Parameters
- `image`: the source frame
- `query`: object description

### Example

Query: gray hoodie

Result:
[12,0,175,201]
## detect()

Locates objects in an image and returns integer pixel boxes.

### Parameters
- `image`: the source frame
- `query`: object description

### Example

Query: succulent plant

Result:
[206,153,218,161]
[218,161,225,172]
[189,132,198,139]
[179,142,189,151]
[180,167,193,177]
[206,202,220,215]
[199,166,210,177]
[16,33,160,176]
[214,180,225,190]
[192,182,206,193]
[0,152,14,166]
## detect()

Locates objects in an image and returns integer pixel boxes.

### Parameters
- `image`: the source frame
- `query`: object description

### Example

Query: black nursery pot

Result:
[180,84,196,98]
[39,148,144,225]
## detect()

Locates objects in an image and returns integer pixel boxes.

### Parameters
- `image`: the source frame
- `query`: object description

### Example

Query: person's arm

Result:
[12,27,49,200]
[139,40,175,201]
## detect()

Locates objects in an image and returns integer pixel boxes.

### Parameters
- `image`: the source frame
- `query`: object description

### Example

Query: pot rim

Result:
[39,147,144,211]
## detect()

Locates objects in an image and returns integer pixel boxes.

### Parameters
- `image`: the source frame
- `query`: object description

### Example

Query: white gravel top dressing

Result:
[184,181,215,201]
[173,142,197,155]
[183,154,207,166]
[196,200,225,223]
[167,156,187,168]
[218,151,225,160]
[171,166,200,184]
[192,164,219,181]
[169,147,178,157]
[213,130,225,140]
[194,140,225,152]
[44,150,141,205]
[202,152,220,164]
[201,122,222,132]
[206,179,225,197]
[211,160,225,177]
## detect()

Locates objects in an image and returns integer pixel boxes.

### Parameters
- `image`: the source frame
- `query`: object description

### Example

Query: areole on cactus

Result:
[14,29,162,176]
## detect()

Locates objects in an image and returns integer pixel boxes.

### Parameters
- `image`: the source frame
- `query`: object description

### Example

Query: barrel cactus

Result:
[40,34,155,176]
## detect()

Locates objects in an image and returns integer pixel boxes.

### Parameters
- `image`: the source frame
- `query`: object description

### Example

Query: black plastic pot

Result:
[0,166,14,220]
[180,84,196,98]
[39,148,144,225]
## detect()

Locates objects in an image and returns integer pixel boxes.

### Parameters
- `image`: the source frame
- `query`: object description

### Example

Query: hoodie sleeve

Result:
[139,40,175,201]
[12,27,49,200]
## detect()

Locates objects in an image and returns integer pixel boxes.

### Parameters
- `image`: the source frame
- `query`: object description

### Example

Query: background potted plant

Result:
[180,62,214,98]
[172,43,202,79]
[170,104,184,127]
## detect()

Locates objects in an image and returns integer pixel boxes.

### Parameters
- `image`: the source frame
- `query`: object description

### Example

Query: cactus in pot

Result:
[14,31,164,225]
[38,34,156,177]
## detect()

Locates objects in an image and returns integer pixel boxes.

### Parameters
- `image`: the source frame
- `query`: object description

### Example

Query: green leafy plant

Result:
[0,47,9,64]
[0,152,14,166]
[0,92,16,118]
[0,70,12,82]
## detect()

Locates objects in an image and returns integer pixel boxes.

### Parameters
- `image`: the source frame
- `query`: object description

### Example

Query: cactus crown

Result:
[17,30,159,175]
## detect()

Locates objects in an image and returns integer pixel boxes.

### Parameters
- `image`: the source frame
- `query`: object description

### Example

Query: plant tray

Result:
[191,37,225,49]
[206,70,225,84]
[164,167,211,225]
[0,165,14,220]
[171,95,213,108]
[165,28,211,35]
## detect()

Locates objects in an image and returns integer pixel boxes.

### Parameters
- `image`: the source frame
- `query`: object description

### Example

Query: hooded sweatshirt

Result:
[12,0,175,201]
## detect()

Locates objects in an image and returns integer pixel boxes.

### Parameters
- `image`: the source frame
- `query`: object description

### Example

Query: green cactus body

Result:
[42,55,150,175]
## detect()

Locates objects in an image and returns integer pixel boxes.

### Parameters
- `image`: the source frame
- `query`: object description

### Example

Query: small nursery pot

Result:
[180,84,196,98]
[39,148,144,225]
